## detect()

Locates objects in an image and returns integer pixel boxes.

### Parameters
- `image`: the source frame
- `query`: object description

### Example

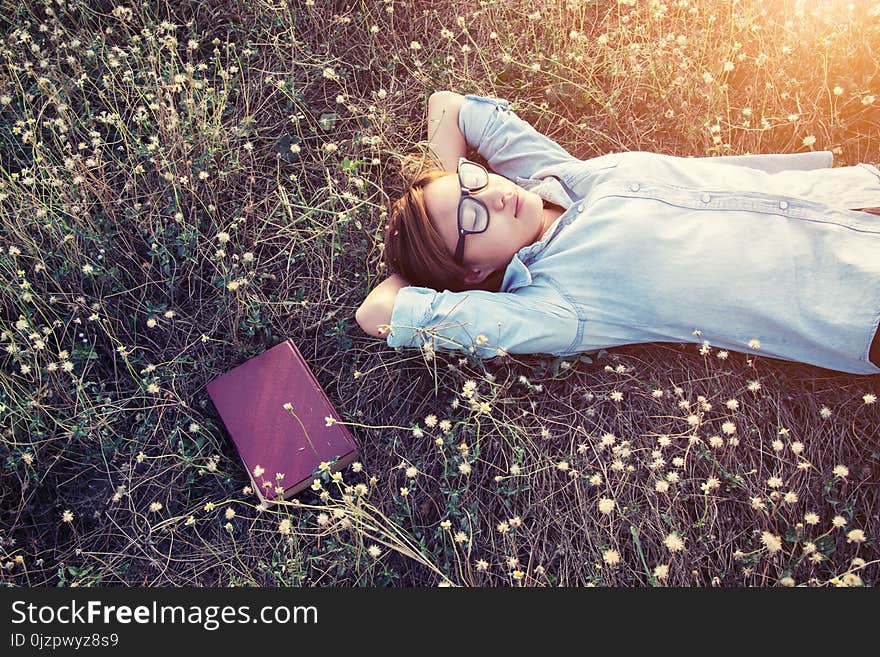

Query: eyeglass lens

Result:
[459,162,489,232]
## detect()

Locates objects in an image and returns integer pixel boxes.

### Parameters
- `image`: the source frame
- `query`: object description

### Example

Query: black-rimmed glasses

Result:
[453,156,491,265]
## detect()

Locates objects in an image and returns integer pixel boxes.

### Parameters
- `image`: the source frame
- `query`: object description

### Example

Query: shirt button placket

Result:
[701,193,711,204]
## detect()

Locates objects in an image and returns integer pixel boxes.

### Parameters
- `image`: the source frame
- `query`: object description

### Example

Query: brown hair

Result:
[383,154,506,293]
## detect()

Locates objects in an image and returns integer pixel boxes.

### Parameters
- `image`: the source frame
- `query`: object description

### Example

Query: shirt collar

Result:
[500,170,581,291]
[515,174,575,211]
[500,253,532,292]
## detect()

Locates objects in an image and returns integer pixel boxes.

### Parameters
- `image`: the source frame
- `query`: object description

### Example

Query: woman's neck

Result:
[539,202,565,240]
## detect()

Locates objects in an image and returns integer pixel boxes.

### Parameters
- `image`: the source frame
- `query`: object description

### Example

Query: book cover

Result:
[206,338,359,506]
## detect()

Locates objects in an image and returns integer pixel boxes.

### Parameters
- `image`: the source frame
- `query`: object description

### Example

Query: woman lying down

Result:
[356,90,880,375]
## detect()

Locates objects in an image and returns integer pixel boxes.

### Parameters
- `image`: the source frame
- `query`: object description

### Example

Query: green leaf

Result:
[544,82,592,112]
[630,526,655,586]
[816,535,837,556]
[274,134,300,163]
[319,113,339,131]
[495,61,518,84]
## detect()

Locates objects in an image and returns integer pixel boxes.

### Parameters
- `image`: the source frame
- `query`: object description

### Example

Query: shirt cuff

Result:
[385,286,437,349]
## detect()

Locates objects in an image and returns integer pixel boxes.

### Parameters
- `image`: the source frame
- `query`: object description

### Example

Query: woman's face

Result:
[422,172,548,285]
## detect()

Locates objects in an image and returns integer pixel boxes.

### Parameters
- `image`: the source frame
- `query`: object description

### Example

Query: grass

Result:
[0,0,878,587]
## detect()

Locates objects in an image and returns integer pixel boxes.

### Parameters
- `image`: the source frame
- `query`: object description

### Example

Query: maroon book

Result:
[206,338,359,506]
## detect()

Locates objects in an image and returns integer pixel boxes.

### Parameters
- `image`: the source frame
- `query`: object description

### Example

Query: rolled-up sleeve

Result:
[386,285,579,359]
[458,94,579,180]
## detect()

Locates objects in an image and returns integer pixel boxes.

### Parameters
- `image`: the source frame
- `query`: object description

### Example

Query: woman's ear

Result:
[463,267,490,285]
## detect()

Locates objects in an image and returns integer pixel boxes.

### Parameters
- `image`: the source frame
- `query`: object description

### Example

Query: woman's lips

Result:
[515,192,521,217]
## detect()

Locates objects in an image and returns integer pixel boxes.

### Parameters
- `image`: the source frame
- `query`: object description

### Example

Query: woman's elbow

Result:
[355,307,385,339]
[355,307,375,337]
[429,90,465,104]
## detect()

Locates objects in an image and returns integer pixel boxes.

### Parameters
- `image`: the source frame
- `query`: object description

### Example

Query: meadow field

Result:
[0,0,878,586]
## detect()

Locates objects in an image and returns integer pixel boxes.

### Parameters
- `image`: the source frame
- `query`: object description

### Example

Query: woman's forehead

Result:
[424,173,459,220]
[422,174,460,252]
[431,172,459,201]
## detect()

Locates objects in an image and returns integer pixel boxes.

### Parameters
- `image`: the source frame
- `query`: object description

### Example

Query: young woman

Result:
[356,90,880,375]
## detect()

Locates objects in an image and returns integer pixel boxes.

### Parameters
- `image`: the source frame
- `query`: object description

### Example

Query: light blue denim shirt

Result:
[387,94,880,375]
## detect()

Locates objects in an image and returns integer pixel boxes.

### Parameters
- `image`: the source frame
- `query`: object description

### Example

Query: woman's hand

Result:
[355,273,411,338]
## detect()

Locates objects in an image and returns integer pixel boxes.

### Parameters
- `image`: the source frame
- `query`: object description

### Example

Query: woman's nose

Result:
[477,182,515,212]
[491,188,515,211]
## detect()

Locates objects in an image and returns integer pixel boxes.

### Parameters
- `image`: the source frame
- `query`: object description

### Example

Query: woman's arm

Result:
[427,91,467,173]
[356,93,461,339]
[355,93,464,339]
[454,93,578,181]
[384,286,580,359]
[355,273,411,338]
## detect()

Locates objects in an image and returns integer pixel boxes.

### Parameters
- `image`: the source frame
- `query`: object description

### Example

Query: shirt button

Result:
[701,193,711,203]
[629,183,640,192]
[779,200,789,210]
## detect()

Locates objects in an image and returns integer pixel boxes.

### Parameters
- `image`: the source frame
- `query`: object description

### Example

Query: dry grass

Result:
[0,0,877,587]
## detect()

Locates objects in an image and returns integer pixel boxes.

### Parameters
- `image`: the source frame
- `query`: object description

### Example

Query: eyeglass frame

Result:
[453,156,491,266]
